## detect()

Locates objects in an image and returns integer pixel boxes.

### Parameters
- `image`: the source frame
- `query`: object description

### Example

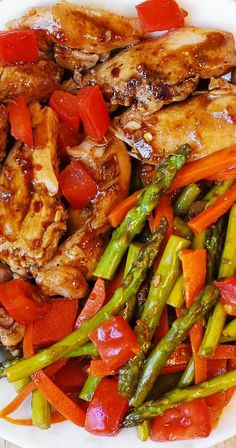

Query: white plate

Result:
[0,0,236,447]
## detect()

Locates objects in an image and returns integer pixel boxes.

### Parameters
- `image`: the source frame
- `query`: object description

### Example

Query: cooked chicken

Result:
[81,27,236,114]
[0,61,63,103]
[114,82,236,163]
[0,105,8,161]
[36,136,131,298]
[0,264,13,284]
[9,2,142,73]
[0,307,25,347]
[0,106,67,276]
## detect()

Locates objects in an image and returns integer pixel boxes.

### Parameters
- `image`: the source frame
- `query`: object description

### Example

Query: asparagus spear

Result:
[32,389,51,430]
[222,318,236,338]
[123,368,236,427]
[177,357,195,388]
[94,144,191,280]
[118,236,190,399]
[79,376,102,402]
[129,285,219,407]
[120,242,143,322]
[218,204,236,278]
[137,421,150,441]
[205,218,224,284]
[167,275,184,308]
[173,217,194,241]
[6,221,167,383]
[69,342,98,358]
[174,183,201,217]
[148,372,182,400]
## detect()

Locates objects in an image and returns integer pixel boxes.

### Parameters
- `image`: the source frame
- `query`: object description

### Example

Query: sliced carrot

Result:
[182,249,207,384]
[149,196,174,239]
[32,370,86,427]
[23,323,35,358]
[160,364,188,375]
[75,278,106,328]
[169,146,236,192]
[108,190,142,227]
[0,381,36,417]
[188,182,236,235]
[4,411,65,426]
[208,345,236,360]
[90,359,112,377]
[207,167,236,181]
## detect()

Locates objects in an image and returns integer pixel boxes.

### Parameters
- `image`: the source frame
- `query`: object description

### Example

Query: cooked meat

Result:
[0,264,13,284]
[36,136,131,298]
[0,61,63,103]
[54,45,99,71]
[9,2,142,54]
[0,307,25,347]
[0,105,8,161]
[114,83,236,163]
[0,106,67,276]
[81,27,236,114]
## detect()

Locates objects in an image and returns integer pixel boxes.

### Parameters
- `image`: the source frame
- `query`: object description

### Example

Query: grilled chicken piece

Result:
[9,2,142,73]
[0,61,63,103]
[114,82,236,163]
[0,307,25,347]
[36,136,131,298]
[0,105,8,161]
[0,106,67,276]
[81,27,236,114]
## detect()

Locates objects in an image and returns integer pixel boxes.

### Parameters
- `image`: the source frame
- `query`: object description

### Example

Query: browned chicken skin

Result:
[0,61,63,103]
[0,105,8,161]
[0,106,67,276]
[81,27,236,114]
[9,2,142,73]
[36,136,131,299]
[114,82,236,163]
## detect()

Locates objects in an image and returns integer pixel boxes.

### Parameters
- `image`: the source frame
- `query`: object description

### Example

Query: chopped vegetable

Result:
[0,279,51,326]
[136,0,186,33]
[149,196,174,239]
[58,123,81,159]
[90,359,112,377]
[0,30,39,64]
[49,90,81,131]
[108,191,141,228]
[55,360,87,391]
[215,276,236,316]
[76,279,106,328]
[59,160,98,209]
[77,86,110,142]
[89,316,140,372]
[7,96,34,147]
[150,399,211,441]
[85,378,128,435]
[33,298,78,347]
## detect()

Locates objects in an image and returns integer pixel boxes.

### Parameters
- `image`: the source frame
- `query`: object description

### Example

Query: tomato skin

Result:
[49,90,81,131]
[55,359,88,392]
[0,279,51,325]
[0,30,39,64]
[151,399,212,441]
[85,378,128,436]
[135,0,185,33]
[33,299,78,347]
[77,86,110,142]
[58,123,81,159]
[89,316,140,371]
[59,160,98,209]
[7,96,34,147]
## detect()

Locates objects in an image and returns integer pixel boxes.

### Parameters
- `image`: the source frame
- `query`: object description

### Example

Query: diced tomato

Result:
[89,316,140,371]
[0,279,51,326]
[166,343,192,366]
[154,305,169,343]
[59,160,98,209]
[7,96,34,147]
[0,30,39,64]
[90,359,112,377]
[55,360,88,392]
[85,378,128,436]
[77,86,110,142]
[151,399,212,441]
[207,359,230,426]
[49,90,81,131]
[136,0,186,33]
[215,277,236,315]
[58,123,81,159]
[75,279,106,328]
[32,299,78,347]
[160,363,188,375]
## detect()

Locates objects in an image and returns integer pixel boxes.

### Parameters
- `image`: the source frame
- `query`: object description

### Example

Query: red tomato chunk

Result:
[58,123,81,160]
[136,0,186,33]
[49,90,81,131]
[8,96,34,147]
[33,299,78,347]
[0,279,51,325]
[85,378,128,436]
[59,160,98,209]
[77,86,110,142]
[151,399,212,441]
[0,30,39,64]
[89,316,140,372]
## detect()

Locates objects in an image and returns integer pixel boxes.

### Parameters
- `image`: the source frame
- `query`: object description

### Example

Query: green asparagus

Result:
[130,285,220,407]
[205,218,224,284]
[120,242,143,322]
[177,357,195,388]
[222,318,236,338]
[123,368,236,427]
[94,145,191,280]
[173,217,194,241]
[174,183,201,217]
[137,421,150,441]
[6,221,167,383]
[167,275,185,308]
[218,204,236,278]
[32,389,51,430]
[79,375,102,402]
